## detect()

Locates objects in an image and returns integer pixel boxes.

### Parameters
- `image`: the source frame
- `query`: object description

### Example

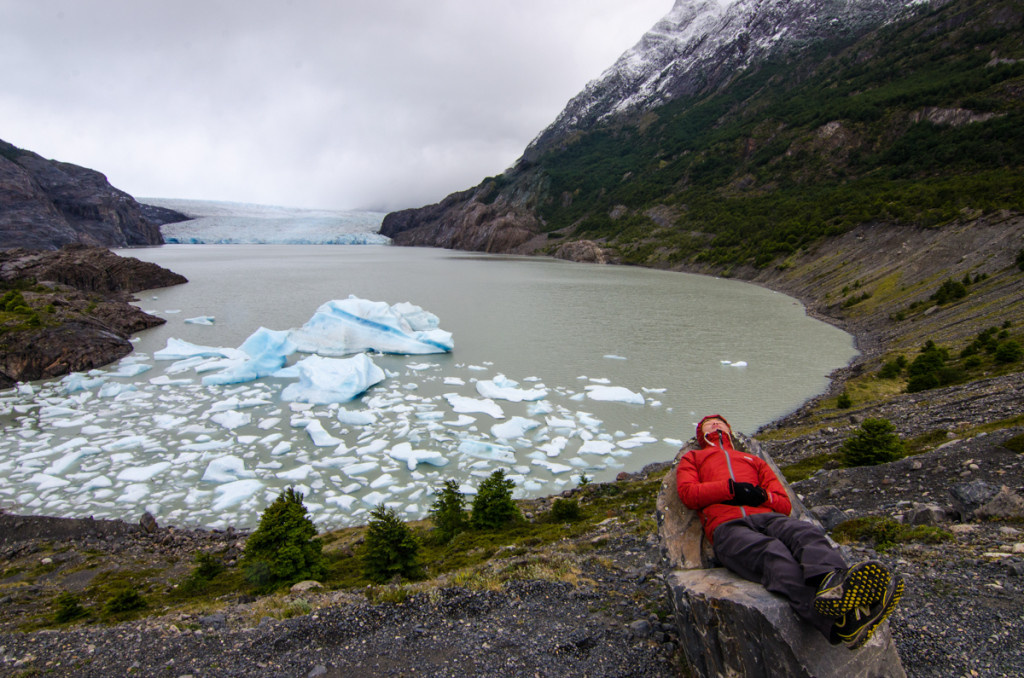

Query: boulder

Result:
[656,435,905,678]
[949,479,1001,520]
[974,486,1024,522]
[902,502,948,526]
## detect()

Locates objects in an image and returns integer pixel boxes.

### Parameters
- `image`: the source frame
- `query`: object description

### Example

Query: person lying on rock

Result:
[676,414,903,649]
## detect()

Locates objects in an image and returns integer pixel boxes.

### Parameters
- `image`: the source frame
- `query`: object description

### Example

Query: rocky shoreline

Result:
[0,245,187,389]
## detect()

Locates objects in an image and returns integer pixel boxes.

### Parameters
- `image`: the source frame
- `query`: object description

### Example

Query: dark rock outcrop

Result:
[656,435,905,677]
[0,138,184,250]
[0,246,186,388]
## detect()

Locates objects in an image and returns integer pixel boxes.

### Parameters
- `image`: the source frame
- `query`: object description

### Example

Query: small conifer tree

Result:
[840,418,905,467]
[241,487,326,589]
[471,469,522,530]
[362,504,422,583]
[429,479,467,544]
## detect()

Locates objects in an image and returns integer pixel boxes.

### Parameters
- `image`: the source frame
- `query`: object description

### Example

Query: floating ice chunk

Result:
[343,461,378,477]
[149,375,194,386]
[443,377,465,386]
[387,442,449,470]
[209,396,272,412]
[212,479,263,511]
[370,473,396,489]
[210,410,251,430]
[357,439,389,455]
[458,440,516,464]
[155,337,246,361]
[277,464,315,482]
[444,415,476,427]
[538,436,569,457]
[531,459,573,474]
[444,394,504,419]
[288,296,453,356]
[642,387,667,394]
[61,373,106,394]
[619,433,659,449]
[271,441,292,456]
[202,455,255,483]
[116,462,172,482]
[604,354,627,360]
[475,375,548,402]
[153,414,188,429]
[28,473,70,490]
[117,483,150,503]
[202,328,297,386]
[327,495,357,510]
[578,440,617,455]
[406,363,436,371]
[337,409,377,426]
[584,385,645,405]
[280,354,386,404]
[101,436,152,452]
[180,439,233,452]
[185,316,215,325]
[302,420,344,447]
[490,416,541,441]
[730,361,748,367]
[361,491,389,506]
[80,475,113,492]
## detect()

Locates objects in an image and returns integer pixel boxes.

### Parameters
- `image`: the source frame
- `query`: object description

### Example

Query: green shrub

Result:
[471,469,522,530]
[930,278,968,304]
[995,340,1022,363]
[840,418,905,467]
[103,588,147,616]
[1002,433,1024,454]
[180,551,226,594]
[906,340,955,393]
[361,504,422,583]
[836,392,853,409]
[878,358,905,379]
[429,479,468,544]
[1017,248,1024,271]
[53,592,88,623]
[241,487,326,590]
[550,498,582,522]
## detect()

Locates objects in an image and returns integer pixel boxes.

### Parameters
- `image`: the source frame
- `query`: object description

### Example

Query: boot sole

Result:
[843,574,905,650]
[814,561,891,618]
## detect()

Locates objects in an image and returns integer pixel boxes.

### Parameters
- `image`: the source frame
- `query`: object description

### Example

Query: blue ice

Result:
[202,328,296,386]
[280,354,385,404]
[288,297,454,356]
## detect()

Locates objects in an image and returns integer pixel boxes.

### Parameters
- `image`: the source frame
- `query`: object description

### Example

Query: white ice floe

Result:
[302,420,345,447]
[444,393,505,419]
[212,479,263,511]
[117,462,172,482]
[202,455,255,483]
[185,316,215,325]
[458,439,516,464]
[155,338,246,361]
[490,416,541,441]
[288,296,453,356]
[337,409,377,426]
[387,442,449,471]
[210,410,251,430]
[475,374,548,402]
[280,354,385,404]
[584,385,645,405]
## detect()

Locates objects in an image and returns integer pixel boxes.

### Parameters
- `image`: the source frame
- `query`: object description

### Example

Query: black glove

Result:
[725,479,768,506]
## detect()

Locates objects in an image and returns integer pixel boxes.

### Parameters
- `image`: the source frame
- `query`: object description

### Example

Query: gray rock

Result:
[629,619,653,639]
[139,512,158,534]
[903,503,948,526]
[950,480,1001,520]
[811,504,848,531]
[199,613,226,629]
[307,665,328,678]
[974,486,1024,521]
[290,580,324,595]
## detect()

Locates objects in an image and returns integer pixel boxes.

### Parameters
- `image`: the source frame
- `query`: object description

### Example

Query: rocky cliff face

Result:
[0,139,184,251]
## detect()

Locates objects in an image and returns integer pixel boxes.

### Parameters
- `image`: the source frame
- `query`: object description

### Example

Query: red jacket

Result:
[676,432,792,543]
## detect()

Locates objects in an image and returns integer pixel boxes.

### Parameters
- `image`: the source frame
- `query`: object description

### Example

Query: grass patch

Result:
[1002,433,1024,454]
[904,429,955,456]
[831,516,954,552]
[781,452,842,482]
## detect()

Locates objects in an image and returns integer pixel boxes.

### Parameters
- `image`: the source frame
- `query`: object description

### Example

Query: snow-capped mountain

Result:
[523,0,925,161]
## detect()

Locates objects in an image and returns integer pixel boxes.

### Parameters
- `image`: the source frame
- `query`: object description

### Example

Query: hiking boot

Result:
[813,560,892,619]
[831,572,905,649]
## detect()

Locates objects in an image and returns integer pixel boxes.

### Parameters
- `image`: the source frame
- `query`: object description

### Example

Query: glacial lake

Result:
[0,244,857,530]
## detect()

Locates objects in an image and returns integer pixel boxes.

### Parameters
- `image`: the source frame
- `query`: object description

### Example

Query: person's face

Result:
[701,418,732,442]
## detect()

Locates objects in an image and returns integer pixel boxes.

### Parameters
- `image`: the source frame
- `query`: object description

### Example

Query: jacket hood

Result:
[695,414,731,448]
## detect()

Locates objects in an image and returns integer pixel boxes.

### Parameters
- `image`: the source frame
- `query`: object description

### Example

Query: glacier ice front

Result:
[289,296,454,356]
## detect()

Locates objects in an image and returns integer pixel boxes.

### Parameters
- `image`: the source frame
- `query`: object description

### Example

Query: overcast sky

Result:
[1,0,671,212]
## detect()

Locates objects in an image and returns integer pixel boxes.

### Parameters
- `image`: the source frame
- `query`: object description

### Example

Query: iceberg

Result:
[288,296,453,356]
[154,338,246,361]
[280,354,386,404]
[185,316,216,325]
[202,328,296,386]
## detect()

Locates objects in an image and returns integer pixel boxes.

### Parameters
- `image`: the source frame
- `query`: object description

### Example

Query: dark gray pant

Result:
[713,512,847,637]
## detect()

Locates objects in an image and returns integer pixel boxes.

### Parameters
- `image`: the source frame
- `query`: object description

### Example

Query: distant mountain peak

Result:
[523,0,927,162]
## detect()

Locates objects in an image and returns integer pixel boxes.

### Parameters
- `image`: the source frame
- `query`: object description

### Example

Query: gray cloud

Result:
[1,0,669,210]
